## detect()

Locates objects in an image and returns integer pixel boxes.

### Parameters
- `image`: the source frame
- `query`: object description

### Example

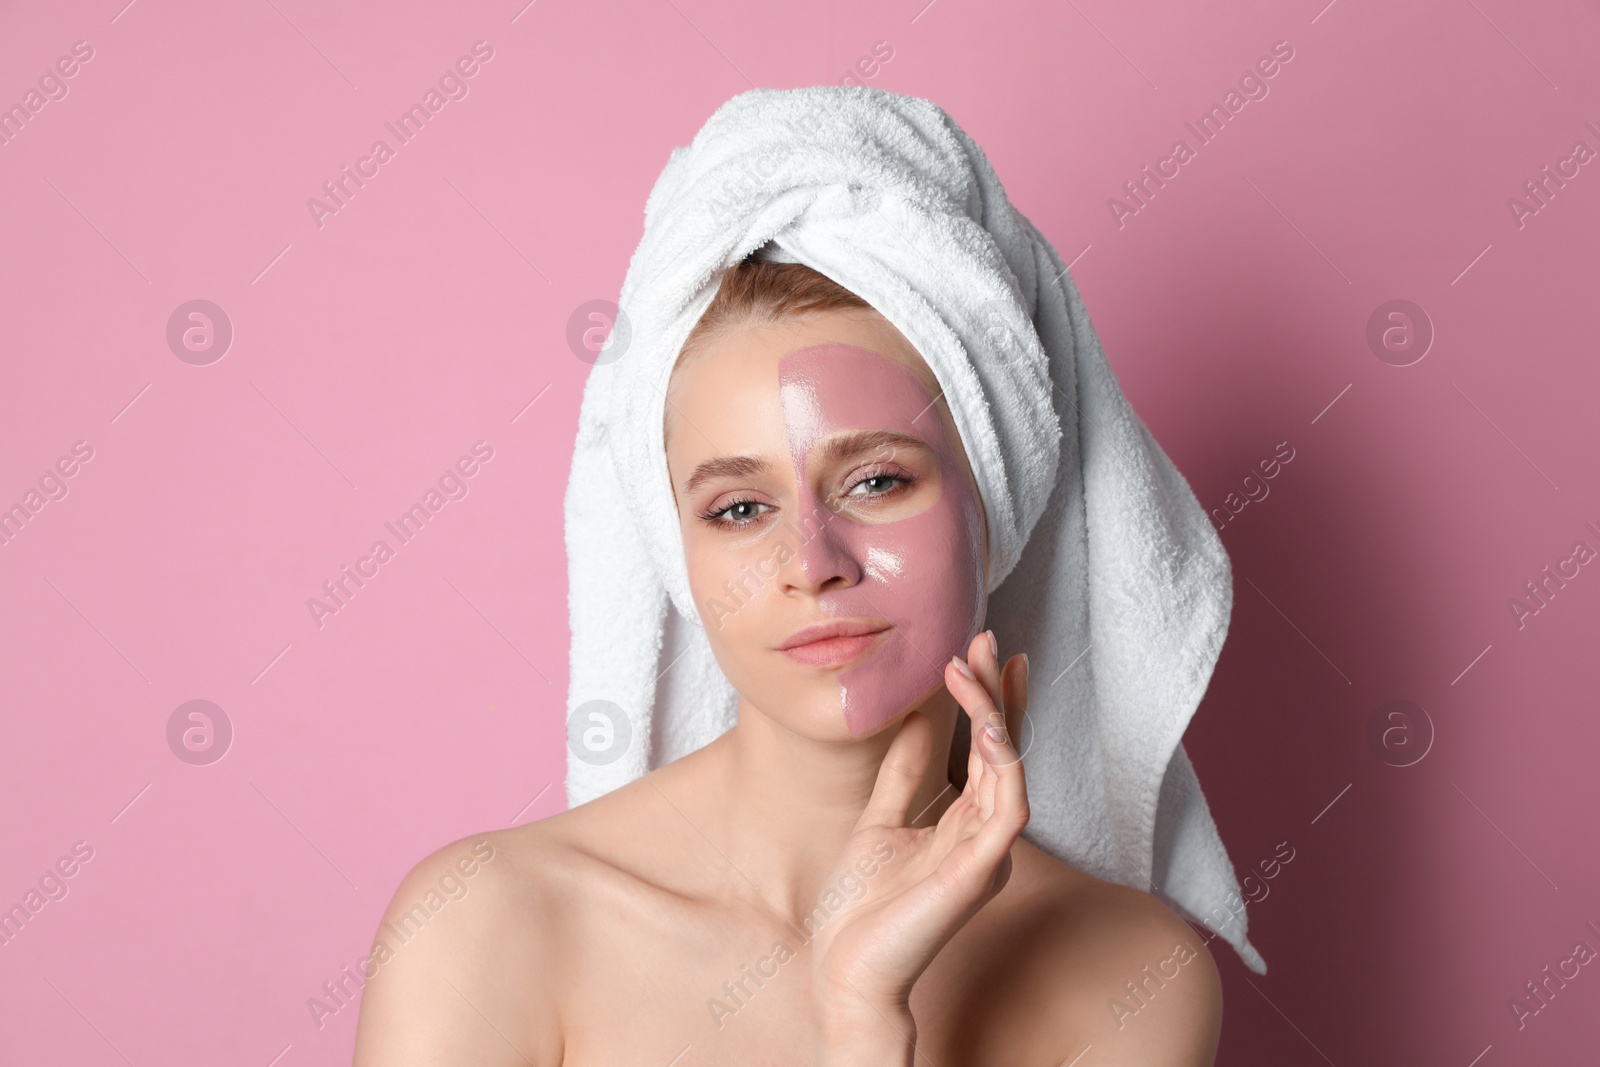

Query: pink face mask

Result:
[778,343,987,736]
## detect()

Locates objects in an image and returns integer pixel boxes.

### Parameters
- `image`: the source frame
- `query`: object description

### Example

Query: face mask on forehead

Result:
[777,342,988,736]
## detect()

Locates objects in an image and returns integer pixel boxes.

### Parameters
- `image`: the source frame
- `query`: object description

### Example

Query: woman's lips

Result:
[779,621,890,669]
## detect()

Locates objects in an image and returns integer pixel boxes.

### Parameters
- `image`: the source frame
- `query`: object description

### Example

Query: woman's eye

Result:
[708,499,772,526]
[844,472,908,497]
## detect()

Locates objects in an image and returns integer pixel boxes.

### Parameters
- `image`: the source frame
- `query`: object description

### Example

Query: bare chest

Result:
[554,898,848,1065]
[547,885,1058,1067]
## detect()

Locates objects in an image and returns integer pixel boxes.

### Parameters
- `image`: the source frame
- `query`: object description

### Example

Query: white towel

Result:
[563,85,1266,975]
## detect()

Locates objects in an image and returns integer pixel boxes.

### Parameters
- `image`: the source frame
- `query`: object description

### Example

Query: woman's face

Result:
[665,308,988,741]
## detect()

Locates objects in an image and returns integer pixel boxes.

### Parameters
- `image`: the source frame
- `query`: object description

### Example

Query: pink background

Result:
[2,0,1597,1063]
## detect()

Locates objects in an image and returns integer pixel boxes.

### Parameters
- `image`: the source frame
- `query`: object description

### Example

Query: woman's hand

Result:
[808,628,1030,1061]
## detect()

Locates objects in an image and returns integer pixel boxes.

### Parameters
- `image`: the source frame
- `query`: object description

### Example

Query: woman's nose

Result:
[783,499,864,593]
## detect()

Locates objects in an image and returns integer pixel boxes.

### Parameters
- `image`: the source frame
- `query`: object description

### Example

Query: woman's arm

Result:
[352,835,561,1067]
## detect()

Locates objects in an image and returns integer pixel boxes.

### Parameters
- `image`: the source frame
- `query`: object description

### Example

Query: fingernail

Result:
[985,630,998,658]
[984,712,1008,746]
[951,655,975,681]
[1020,652,1029,680]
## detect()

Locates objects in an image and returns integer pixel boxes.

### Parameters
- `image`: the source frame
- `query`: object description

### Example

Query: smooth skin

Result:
[352,308,1222,1066]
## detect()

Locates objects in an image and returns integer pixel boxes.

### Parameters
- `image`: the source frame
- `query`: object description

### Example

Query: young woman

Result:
[352,260,1224,1066]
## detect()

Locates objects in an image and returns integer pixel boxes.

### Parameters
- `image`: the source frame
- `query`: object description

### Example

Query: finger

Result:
[946,646,989,791]
[856,708,932,831]
[947,653,1005,810]
[926,809,1019,918]
[947,654,1000,741]
[971,709,1030,860]
[999,653,1028,763]
[967,633,1013,763]
[965,704,984,800]
[969,630,1004,711]
[962,705,988,818]
[968,633,1012,784]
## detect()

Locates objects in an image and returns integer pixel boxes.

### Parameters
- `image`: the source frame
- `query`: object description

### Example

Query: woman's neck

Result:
[671,691,962,925]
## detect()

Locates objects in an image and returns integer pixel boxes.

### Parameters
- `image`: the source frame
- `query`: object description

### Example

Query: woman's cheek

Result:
[691,544,745,637]
[693,533,793,651]
[834,487,985,736]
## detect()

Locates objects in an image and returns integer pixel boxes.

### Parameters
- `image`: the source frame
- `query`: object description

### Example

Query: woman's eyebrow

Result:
[682,454,772,496]
[819,429,932,465]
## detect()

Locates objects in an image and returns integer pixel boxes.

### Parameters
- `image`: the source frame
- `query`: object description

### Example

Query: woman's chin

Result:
[746,691,893,742]
[820,693,945,743]
[737,671,949,742]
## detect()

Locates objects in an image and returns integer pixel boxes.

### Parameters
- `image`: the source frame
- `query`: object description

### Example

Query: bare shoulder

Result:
[1006,839,1223,1066]
[351,818,588,1067]
[350,778,673,1067]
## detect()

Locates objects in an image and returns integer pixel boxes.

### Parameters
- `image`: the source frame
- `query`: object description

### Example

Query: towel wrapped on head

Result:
[564,85,1266,975]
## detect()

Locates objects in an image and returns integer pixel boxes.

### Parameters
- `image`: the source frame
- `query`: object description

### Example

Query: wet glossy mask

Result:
[779,343,986,735]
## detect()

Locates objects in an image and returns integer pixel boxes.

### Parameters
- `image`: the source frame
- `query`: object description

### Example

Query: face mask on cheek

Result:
[779,343,987,736]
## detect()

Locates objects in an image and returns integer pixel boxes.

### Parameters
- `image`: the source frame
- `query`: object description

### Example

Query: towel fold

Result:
[563,85,1266,975]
